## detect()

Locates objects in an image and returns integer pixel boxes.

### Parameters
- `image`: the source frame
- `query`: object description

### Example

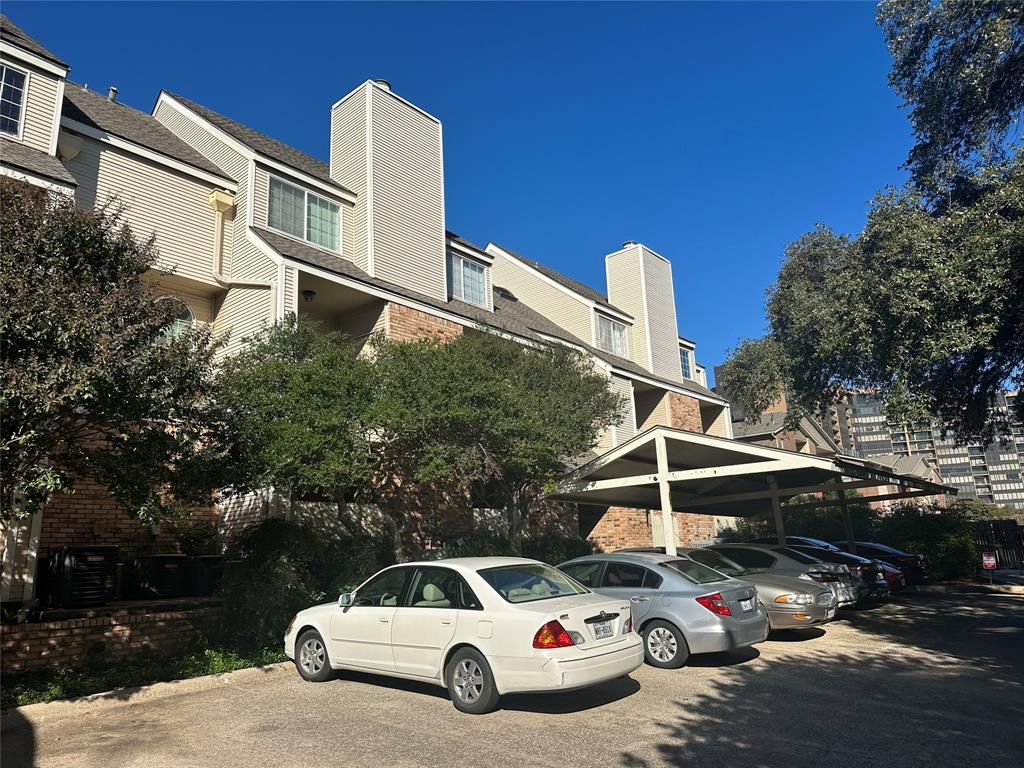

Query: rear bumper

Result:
[493,635,644,695]
[687,613,769,654]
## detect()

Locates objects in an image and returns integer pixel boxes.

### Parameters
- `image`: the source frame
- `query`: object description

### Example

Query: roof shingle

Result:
[63,85,229,179]
[165,92,352,194]
[0,138,77,186]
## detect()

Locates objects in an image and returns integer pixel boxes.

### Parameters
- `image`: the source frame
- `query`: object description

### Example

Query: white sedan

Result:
[284,557,644,714]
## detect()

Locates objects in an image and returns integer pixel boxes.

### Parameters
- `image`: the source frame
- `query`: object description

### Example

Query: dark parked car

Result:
[829,541,928,585]
[786,545,889,603]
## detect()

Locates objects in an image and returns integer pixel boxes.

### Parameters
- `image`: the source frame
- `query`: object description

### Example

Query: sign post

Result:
[982,552,997,584]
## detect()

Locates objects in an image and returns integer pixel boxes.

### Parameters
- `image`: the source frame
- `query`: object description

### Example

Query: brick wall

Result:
[39,479,154,558]
[1,603,223,672]
[668,392,703,432]
[581,506,652,551]
[386,303,463,342]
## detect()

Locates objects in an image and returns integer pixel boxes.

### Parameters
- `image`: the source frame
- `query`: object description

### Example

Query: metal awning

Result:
[550,426,955,554]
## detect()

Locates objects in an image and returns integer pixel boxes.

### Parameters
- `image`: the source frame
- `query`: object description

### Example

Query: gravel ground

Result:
[3,588,1022,768]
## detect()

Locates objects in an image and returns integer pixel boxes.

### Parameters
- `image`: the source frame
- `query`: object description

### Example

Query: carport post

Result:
[837,487,858,554]
[655,433,678,556]
[767,475,785,545]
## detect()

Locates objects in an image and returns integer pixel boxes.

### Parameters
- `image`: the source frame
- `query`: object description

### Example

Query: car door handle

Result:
[441,619,452,625]
[378,617,389,623]
[630,596,651,602]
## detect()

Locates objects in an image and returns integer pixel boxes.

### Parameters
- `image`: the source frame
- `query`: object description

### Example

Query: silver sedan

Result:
[559,552,769,668]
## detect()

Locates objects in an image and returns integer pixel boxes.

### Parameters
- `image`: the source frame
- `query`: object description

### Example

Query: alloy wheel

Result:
[300,638,326,675]
[647,627,678,662]
[453,658,484,703]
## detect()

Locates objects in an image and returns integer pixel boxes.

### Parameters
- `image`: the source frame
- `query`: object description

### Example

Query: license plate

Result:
[593,620,613,639]
[739,598,753,613]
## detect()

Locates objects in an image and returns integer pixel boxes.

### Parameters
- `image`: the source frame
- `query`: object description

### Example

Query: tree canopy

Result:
[0,178,228,520]
[720,2,1024,442]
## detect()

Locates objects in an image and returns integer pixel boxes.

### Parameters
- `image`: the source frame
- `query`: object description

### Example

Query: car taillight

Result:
[533,620,575,649]
[623,615,633,634]
[695,592,732,616]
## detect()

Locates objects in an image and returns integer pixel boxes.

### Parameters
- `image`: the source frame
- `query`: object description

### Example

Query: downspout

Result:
[208,190,277,301]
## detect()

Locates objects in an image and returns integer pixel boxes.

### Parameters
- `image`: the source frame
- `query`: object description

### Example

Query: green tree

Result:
[370,333,623,557]
[879,0,1024,194]
[0,178,228,521]
[215,315,376,525]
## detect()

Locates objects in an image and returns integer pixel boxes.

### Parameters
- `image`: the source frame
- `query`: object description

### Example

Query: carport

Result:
[550,426,955,556]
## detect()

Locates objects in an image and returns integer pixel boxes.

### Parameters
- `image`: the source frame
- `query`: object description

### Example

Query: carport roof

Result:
[549,426,955,517]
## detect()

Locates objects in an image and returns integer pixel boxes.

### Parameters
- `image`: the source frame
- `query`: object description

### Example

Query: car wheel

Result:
[642,620,689,669]
[445,647,501,715]
[295,629,336,683]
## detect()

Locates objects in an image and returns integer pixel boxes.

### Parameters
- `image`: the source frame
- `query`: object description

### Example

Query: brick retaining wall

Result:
[1,603,223,673]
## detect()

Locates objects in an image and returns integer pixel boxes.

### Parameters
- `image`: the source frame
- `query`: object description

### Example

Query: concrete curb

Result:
[904,581,1024,596]
[2,660,293,723]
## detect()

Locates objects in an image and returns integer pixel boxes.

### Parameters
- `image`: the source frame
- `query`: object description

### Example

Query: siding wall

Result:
[641,246,683,381]
[605,246,649,369]
[490,253,594,342]
[610,374,637,446]
[370,86,445,300]
[153,100,279,355]
[66,135,221,288]
[329,89,368,272]
[3,56,59,152]
[606,244,684,382]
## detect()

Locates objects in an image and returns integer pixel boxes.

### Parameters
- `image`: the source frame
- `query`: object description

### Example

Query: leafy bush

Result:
[1,645,286,708]
[876,504,978,581]
[221,519,391,649]
[442,534,516,559]
[522,535,595,565]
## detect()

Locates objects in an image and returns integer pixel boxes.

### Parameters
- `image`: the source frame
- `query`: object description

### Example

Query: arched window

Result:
[159,298,195,342]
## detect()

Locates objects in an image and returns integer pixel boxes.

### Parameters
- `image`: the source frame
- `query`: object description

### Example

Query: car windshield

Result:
[478,563,588,603]
[688,549,747,576]
[660,559,730,584]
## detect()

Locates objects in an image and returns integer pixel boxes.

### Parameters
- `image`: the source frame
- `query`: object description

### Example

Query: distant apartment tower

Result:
[847,391,1024,510]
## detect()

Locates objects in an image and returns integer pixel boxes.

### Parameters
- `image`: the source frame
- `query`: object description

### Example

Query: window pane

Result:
[306,193,339,251]
[0,66,25,136]
[680,349,693,379]
[661,559,729,585]
[597,315,627,356]
[478,563,587,603]
[268,177,305,238]
[560,561,603,587]
[602,562,646,588]
[353,567,409,606]
[406,567,460,608]
[461,259,485,305]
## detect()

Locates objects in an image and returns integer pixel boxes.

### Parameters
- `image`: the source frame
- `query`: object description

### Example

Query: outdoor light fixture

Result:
[302,290,316,303]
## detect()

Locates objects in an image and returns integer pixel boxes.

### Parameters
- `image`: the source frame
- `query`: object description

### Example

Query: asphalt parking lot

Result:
[3,588,1022,768]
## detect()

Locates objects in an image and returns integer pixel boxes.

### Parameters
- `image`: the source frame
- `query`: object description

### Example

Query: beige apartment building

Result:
[1,16,733,602]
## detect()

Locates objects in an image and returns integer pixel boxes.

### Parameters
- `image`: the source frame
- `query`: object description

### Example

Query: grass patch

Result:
[2,645,287,708]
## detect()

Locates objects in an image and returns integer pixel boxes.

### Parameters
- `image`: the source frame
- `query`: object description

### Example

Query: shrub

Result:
[221,519,391,649]
[876,504,978,581]
[442,534,515,559]
[521,535,595,565]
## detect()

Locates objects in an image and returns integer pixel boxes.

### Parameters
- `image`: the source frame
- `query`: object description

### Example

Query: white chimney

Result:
[329,80,446,301]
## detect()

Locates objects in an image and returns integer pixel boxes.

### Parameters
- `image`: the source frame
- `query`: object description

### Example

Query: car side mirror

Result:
[338,592,353,608]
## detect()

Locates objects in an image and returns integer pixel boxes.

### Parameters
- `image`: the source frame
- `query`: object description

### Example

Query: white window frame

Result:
[679,348,694,380]
[267,174,341,253]
[596,313,629,357]
[448,252,488,307]
[0,63,29,141]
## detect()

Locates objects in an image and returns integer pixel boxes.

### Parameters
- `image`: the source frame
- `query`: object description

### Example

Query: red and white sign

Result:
[981,552,998,570]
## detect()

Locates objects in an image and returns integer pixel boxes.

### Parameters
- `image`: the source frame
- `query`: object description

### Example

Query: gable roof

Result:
[0,15,67,68]
[0,137,77,186]
[63,85,230,179]
[490,241,631,317]
[164,92,351,193]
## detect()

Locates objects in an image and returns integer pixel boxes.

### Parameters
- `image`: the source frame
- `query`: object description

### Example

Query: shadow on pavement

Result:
[0,707,34,768]
[619,591,1024,768]
[502,675,641,714]
[766,627,826,642]
[686,646,760,667]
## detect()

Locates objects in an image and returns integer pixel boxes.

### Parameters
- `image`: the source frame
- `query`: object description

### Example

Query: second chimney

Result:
[107,86,118,102]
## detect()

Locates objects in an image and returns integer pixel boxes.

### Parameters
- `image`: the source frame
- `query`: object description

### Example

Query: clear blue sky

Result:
[8,1,912,382]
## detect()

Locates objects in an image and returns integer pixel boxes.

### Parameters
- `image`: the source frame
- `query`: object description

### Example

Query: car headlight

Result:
[774,593,813,605]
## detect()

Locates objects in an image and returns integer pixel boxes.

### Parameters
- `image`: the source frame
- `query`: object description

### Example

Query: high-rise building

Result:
[847,391,1024,510]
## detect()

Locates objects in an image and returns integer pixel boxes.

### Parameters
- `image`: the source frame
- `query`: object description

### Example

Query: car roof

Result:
[396,557,543,572]
[562,551,683,567]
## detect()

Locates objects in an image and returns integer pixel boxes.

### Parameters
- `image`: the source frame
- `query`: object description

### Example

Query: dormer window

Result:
[268,176,340,252]
[0,65,27,137]
[448,252,487,307]
[596,313,628,356]
[679,348,694,379]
